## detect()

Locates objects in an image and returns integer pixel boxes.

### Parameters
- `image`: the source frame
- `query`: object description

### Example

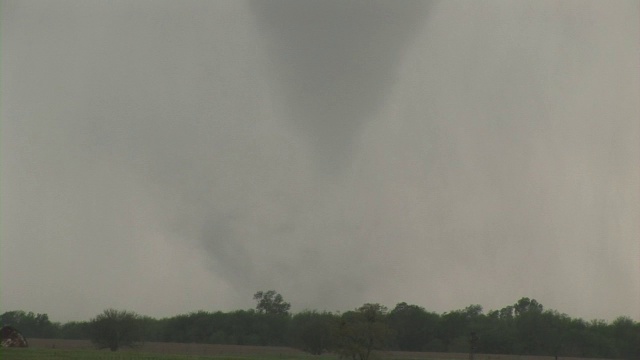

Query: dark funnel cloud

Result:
[250,1,429,172]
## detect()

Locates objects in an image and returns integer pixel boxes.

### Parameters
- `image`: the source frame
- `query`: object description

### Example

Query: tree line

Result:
[1,293,638,359]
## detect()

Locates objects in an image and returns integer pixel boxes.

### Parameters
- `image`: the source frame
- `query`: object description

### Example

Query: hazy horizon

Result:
[2,0,639,323]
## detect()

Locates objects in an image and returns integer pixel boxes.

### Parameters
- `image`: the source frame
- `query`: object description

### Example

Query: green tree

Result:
[289,310,337,354]
[0,311,59,338]
[611,316,640,359]
[388,302,438,351]
[513,297,543,317]
[253,311,290,345]
[435,305,485,353]
[59,321,91,339]
[436,310,468,352]
[498,305,515,320]
[89,309,142,351]
[336,303,392,360]
[138,315,164,342]
[483,310,516,354]
[253,290,291,315]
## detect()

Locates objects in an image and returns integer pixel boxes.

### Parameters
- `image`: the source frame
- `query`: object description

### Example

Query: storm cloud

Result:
[1,1,638,322]
[250,0,429,171]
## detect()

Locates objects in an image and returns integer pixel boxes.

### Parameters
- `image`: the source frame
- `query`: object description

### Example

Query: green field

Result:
[5,339,351,360]
[0,348,333,360]
[0,347,459,360]
[2,342,602,360]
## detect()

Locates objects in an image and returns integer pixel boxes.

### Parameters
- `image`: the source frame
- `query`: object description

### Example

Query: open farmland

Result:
[2,339,330,360]
[0,339,618,360]
[25,338,312,357]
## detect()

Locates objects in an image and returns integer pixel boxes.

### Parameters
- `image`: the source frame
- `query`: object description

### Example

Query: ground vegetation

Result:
[3,294,639,358]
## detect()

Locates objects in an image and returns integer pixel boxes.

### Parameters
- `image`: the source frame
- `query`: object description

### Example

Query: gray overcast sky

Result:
[2,0,639,323]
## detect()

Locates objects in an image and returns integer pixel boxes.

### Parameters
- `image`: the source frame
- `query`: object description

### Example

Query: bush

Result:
[89,309,142,351]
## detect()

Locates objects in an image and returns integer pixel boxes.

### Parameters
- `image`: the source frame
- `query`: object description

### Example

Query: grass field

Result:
[0,339,616,360]
[0,347,337,360]
[0,339,337,360]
